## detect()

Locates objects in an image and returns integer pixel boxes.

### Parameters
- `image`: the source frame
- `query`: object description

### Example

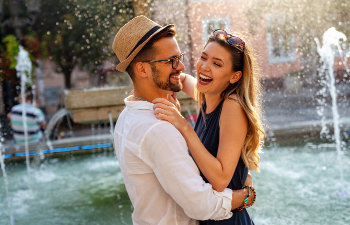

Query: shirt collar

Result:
[124,96,154,111]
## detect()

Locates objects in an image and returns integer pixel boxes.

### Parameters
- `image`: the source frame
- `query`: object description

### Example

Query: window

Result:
[202,17,231,45]
[266,14,297,64]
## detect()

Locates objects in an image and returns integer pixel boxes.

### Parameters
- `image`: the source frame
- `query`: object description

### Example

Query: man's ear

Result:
[134,61,149,79]
[230,71,242,84]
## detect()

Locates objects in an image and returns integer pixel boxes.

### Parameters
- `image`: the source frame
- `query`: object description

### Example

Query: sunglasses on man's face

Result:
[142,53,185,69]
[213,29,245,51]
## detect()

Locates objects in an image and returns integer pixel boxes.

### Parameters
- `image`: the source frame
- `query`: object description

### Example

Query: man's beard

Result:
[151,65,182,92]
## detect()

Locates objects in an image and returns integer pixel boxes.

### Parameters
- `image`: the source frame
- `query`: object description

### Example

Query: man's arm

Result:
[7,112,11,120]
[143,122,249,220]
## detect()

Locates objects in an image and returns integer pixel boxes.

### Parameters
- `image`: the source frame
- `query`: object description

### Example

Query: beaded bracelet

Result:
[237,187,250,211]
[242,185,256,208]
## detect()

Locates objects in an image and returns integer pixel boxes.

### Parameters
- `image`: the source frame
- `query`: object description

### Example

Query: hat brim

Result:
[116,24,174,72]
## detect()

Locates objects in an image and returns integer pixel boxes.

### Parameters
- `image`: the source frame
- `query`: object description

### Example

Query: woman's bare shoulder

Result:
[220,95,247,126]
[223,95,243,111]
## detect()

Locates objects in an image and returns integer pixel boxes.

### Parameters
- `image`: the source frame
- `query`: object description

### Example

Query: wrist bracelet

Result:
[242,185,256,208]
[237,186,250,211]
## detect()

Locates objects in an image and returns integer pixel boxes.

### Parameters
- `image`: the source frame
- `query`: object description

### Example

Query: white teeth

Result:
[199,74,212,80]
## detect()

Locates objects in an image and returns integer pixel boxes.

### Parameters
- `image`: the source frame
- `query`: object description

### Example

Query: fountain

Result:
[0,126,14,225]
[315,27,349,197]
[315,27,348,150]
[15,46,33,172]
[1,1,350,224]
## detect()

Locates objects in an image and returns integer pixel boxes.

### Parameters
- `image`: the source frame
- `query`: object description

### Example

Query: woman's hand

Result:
[152,97,188,132]
[169,92,181,111]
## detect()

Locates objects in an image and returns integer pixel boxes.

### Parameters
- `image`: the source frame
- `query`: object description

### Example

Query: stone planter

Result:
[65,87,196,123]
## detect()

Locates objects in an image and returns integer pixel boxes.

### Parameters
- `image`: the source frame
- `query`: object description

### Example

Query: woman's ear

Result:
[230,71,242,84]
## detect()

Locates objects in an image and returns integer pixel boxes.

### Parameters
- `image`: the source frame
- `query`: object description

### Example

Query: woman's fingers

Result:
[154,107,170,116]
[154,112,171,123]
[153,97,171,105]
[167,93,177,105]
[153,103,171,112]
[153,97,175,108]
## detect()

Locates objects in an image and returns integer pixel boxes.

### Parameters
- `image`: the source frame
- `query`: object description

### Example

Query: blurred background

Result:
[0,0,350,224]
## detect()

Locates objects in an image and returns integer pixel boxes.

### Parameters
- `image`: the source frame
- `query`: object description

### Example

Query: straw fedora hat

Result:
[112,15,174,72]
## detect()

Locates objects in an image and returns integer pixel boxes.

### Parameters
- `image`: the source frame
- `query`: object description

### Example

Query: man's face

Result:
[149,37,185,92]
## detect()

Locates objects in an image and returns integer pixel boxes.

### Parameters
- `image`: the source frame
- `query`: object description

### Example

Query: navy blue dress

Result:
[194,100,254,225]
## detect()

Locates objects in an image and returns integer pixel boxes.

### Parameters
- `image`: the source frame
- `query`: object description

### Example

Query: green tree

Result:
[34,0,134,89]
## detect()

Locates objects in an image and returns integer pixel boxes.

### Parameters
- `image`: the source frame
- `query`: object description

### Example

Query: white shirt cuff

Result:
[213,188,233,220]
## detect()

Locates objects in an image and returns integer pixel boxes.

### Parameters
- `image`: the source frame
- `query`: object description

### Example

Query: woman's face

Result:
[196,41,236,97]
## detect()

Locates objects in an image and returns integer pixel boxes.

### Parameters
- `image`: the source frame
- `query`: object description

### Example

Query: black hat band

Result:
[126,25,162,58]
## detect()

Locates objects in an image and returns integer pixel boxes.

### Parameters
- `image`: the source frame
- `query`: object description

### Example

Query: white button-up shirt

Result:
[114,96,233,225]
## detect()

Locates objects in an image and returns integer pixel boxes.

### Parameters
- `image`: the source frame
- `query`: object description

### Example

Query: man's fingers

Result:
[244,173,253,186]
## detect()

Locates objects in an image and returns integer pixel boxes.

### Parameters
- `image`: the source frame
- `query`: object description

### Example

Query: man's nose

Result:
[176,59,185,72]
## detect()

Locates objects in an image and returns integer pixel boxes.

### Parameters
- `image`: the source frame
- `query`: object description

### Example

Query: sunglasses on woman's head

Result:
[213,29,245,51]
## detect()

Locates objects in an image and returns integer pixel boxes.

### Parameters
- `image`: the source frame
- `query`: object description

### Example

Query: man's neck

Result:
[133,88,170,103]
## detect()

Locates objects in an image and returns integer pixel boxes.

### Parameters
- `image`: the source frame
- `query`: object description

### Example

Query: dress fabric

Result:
[194,99,254,225]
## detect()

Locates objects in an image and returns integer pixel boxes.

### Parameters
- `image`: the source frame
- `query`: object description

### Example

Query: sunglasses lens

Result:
[213,30,245,51]
[172,54,184,69]
[227,36,244,46]
[173,59,178,69]
[213,29,227,37]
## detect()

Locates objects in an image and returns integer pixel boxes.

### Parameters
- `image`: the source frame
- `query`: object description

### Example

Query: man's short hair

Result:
[126,26,176,79]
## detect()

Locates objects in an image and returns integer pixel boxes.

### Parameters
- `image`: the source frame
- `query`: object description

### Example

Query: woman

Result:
[153,29,265,224]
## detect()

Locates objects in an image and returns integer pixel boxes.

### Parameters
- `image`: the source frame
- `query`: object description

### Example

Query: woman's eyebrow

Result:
[202,52,224,63]
[212,57,224,63]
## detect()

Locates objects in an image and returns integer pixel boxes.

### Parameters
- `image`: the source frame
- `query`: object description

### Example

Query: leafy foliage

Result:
[2,35,19,69]
[33,0,134,88]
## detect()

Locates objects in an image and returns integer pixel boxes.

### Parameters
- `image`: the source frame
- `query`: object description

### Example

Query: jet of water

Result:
[315,27,348,197]
[15,46,33,173]
[0,129,15,224]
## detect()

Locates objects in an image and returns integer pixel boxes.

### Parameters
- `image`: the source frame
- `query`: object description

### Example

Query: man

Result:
[7,88,46,144]
[112,16,252,224]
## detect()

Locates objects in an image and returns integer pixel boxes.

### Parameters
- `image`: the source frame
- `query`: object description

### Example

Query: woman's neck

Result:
[204,93,223,114]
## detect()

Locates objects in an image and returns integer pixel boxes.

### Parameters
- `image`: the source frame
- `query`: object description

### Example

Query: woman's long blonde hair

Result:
[195,34,265,172]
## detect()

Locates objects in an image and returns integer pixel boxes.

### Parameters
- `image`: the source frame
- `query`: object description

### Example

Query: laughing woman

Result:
[153,30,265,225]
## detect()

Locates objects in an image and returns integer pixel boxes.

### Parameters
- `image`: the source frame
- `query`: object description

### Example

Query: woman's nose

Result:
[201,61,210,71]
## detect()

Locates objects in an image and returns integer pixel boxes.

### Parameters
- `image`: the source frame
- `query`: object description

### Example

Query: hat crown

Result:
[113,16,161,64]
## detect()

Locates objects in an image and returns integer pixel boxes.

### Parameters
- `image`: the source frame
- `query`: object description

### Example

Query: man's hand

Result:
[231,173,254,210]
[244,173,252,187]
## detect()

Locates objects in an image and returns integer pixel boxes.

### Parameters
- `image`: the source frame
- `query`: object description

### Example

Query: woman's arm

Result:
[153,98,248,192]
[180,73,196,99]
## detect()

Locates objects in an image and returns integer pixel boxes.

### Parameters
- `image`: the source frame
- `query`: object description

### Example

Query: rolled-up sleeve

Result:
[141,122,233,221]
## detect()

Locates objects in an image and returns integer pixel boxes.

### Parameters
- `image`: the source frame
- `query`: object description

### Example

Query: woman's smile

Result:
[198,72,213,85]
